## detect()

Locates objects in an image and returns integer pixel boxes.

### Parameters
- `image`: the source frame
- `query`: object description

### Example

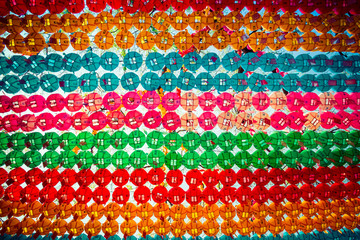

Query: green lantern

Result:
[146,131,164,149]
[42,132,60,150]
[60,151,78,169]
[95,132,112,150]
[200,132,218,151]
[77,132,95,150]
[129,150,147,169]
[128,131,146,149]
[42,151,60,169]
[253,132,271,150]
[24,151,42,168]
[200,151,217,169]
[235,151,251,169]
[77,151,93,169]
[165,151,182,170]
[164,132,182,151]
[95,150,112,169]
[182,132,201,151]
[217,151,235,169]
[251,150,269,169]
[218,132,236,151]
[7,151,24,168]
[112,151,129,169]
[148,150,165,168]
[183,151,200,169]
[111,131,129,149]
[60,133,77,150]
[25,132,43,150]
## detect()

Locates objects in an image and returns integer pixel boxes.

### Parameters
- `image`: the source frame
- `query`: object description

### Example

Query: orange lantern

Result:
[153,203,170,219]
[87,203,105,220]
[136,30,155,50]
[102,220,119,237]
[203,220,220,237]
[120,220,137,236]
[67,219,85,237]
[170,221,186,238]
[116,30,135,49]
[154,220,171,236]
[170,204,187,221]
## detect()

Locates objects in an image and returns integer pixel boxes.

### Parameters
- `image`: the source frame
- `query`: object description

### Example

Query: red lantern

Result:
[93,187,110,204]
[285,185,301,202]
[90,112,107,130]
[268,185,285,204]
[186,169,203,187]
[54,113,72,131]
[186,187,203,205]
[331,183,347,200]
[21,185,39,203]
[331,166,347,183]
[42,169,60,187]
[75,186,92,204]
[76,169,94,187]
[8,167,26,185]
[57,186,75,204]
[46,94,65,112]
[152,186,168,203]
[125,110,143,129]
[112,169,129,187]
[301,167,317,184]
[27,95,46,113]
[168,187,185,204]
[347,166,360,182]
[5,184,23,202]
[39,185,57,203]
[316,166,332,183]
[300,184,316,201]
[268,168,285,185]
[72,112,89,131]
[148,168,165,185]
[61,169,77,186]
[202,187,219,205]
[166,170,183,187]
[316,183,331,201]
[252,185,268,204]
[25,168,42,186]
[94,169,112,187]
[219,187,236,204]
[252,169,269,186]
[36,113,54,131]
[130,169,148,186]
[65,93,83,112]
[113,187,130,204]
[10,95,27,113]
[237,169,253,187]
[236,186,252,204]
[219,169,237,187]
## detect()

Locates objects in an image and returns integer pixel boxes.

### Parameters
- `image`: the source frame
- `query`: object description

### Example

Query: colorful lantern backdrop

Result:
[0,1,360,240]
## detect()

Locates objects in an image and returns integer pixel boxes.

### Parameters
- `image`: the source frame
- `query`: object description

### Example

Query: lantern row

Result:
[2,231,360,240]
[2,52,360,77]
[1,199,360,238]
[1,199,360,228]
[4,166,360,189]
[2,130,360,153]
[2,179,360,208]
[2,91,360,117]
[2,143,359,170]
[1,0,359,16]
[2,166,360,202]
[2,73,360,95]
[3,30,360,55]
[0,109,359,133]
[2,11,360,36]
